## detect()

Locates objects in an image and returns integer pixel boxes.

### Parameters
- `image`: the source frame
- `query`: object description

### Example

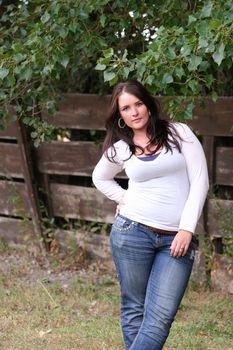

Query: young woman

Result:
[92,79,209,350]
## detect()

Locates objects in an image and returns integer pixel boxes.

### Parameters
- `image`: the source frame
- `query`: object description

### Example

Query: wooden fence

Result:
[0,95,233,250]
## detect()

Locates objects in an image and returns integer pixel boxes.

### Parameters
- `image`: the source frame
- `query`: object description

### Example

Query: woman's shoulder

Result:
[106,139,130,161]
[171,121,189,131]
[170,122,194,139]
[114,139,129,149]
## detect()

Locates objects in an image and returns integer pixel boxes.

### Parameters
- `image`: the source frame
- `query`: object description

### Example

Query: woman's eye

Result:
[122,106,129,111]
[136,101,143,106]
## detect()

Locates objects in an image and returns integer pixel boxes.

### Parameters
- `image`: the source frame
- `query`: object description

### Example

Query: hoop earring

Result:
[118,118,126,129]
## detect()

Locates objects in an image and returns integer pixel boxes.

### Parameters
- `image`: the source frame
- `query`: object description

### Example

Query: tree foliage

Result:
[96,0,233,119]
[0,0,232,144]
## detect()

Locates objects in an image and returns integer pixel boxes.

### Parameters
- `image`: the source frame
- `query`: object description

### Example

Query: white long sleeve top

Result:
[92,123,209,233]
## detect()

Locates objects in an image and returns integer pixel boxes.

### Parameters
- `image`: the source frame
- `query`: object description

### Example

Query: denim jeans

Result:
[109,214,195,350]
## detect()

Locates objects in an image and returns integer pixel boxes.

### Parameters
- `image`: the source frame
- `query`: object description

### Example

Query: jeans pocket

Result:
[112,215,134,233]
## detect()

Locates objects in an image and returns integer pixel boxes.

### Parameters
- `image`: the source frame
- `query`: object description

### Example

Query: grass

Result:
[0,245,232,350]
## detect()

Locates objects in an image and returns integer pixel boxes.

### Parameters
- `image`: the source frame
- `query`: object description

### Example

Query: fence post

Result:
[16,119,43,239]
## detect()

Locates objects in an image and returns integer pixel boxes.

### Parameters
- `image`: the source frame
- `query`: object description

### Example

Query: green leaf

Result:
[100,14,106,27]
[167,47,176,60]
[123,67,130,79]
[41,11,50,24]
[198,37,208,49]
[12,43,22,52]
[197,21,209,36]
[205,43,215,53]
[58,27,68,39]
[109,75,118,86]
[0,92,6,100]
[188,15,197,25]
[60,56,69,68]
[211,91,218,102]
[209,19,222,31]
[13,53,26,63]
[174,66,185,79]
[20,67,32,81]
[162,73,173,84]
[34,139,40,148]
[200,2,213,18]
[23,117,30,125]
[184,103,195,120]
[16,105,22,113]
[122,49,128,60]
[212,43,225,66]
[68,22,78,33]
[31,131,38,138]
[104,71,116,82]
[199,61,210,71]
[188,55,202,71]
[7,74,16,86]
[42,65,53,76]
[180,46,191,57]
[145,75,154,85]
[95,63,106,71]
[188,80,200,93]
[0,68,9,80]
[103,48,114,58]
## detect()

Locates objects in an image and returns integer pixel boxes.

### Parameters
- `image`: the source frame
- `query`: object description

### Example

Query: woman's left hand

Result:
[170,230,192,257]
[115,193,125,217]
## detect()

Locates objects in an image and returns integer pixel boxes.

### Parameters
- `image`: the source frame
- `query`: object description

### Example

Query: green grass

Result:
[0,246,232,350]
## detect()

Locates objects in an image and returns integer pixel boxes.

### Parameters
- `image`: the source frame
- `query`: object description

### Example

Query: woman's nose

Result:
[131,107,138,116]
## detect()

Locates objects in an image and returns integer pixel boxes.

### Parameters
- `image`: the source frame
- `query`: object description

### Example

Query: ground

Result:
[0,241,232,350]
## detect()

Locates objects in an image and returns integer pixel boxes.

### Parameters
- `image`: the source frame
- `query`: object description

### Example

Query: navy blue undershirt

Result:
[137,152,161,161]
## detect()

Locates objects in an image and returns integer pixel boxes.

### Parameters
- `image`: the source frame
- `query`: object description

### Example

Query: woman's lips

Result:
[132,118,142,123]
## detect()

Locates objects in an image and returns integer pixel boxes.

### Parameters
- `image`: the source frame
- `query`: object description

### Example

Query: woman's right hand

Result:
[115,194,125,217]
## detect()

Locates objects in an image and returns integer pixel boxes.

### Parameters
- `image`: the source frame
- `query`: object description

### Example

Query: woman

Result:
[92,79,209,350]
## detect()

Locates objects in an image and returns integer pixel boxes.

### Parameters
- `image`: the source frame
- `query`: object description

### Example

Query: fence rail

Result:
[0,94,232,248]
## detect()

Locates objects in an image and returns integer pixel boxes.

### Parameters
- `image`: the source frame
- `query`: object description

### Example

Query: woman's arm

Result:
[92,147,126,203]
[170,123,209,257]
[177,123,209,233]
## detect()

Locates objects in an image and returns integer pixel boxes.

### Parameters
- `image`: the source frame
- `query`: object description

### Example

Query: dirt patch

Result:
[0,241,116,289]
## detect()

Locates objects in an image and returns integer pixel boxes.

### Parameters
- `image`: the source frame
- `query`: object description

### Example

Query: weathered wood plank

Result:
[0,120,19,139]
[42,94,110,130]
[36,141,127,178]
[35,141,102,176]
[195,213,206,235]
[50,183,115,223]
[42,94,233,136]
[56,229,113,263]
[0,217,33,243]
[207,199,233,237]
[215,147,233,186]
[202,136,215,189]
[0,143,24,178]
[189,97,233,136]
[0,180,32,217]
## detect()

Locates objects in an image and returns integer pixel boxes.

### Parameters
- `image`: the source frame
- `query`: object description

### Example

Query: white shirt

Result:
[92,123,209,233]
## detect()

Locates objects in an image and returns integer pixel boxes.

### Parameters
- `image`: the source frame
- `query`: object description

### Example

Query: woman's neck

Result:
[133,132,162,156]
[133,132,150,148]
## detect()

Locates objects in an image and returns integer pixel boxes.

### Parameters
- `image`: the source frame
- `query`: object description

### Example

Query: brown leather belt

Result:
[145,225,178,235]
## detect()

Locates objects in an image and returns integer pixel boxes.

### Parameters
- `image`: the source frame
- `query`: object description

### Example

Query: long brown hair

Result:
[103,79,182,161]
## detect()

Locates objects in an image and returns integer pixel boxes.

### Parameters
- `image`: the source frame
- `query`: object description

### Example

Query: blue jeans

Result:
[109,215,195,350]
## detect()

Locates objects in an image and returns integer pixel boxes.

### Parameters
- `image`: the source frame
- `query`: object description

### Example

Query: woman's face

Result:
[118,92,149,133]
